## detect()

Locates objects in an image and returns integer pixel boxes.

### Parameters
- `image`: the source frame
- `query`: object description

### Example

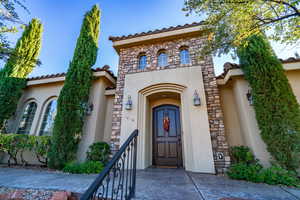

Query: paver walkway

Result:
[0,167,299,200]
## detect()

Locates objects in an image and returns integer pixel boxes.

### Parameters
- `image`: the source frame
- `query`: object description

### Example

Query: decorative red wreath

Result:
[163,116,170,132]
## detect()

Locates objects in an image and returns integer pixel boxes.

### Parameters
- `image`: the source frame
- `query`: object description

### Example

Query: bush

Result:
[230,146,256,164]
[227,145,300,187]
[0,134,51,166]
[49,5,100,169]
[259,165,299,187]
[237,34,300,170]
[86,142,110,164]
[227,163,263,182]
[63,161,104,174]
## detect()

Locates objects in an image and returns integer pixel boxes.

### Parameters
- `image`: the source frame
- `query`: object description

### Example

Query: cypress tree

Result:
[237,34,300,170]
[0,19,43,130]
[48,5,100,169]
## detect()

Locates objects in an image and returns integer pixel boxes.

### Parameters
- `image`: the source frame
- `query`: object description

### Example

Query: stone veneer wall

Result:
[111,35,230,173]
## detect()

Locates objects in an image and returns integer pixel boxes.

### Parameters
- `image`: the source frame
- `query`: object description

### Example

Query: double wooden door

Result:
[152,105,182,167]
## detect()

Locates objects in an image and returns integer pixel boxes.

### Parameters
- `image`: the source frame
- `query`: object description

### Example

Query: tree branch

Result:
[265,0,300,16]
[259,12,299,24]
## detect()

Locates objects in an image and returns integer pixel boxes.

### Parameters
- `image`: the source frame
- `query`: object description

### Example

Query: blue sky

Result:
[6,0,299,77]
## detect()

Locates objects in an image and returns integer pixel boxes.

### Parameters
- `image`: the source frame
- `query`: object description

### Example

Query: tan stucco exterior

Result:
[119,66,215,173]
[1,71,116,164]
[218,62,300,167]
[1,22,299,174]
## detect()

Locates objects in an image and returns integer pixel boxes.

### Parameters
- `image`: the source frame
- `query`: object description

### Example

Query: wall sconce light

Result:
[246,90,253,106]
[193,90,201,106]
[125,95,132,110]
[81,102,94,115]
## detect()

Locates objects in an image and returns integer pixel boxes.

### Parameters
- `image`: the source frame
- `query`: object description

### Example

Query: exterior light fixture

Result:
[81,102,94,115]
[125,95,132,110]
[246,90,253,106]
[193,90,201,106]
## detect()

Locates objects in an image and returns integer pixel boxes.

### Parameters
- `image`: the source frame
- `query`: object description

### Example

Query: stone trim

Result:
[110,35,230,173]
[201,56,230,173]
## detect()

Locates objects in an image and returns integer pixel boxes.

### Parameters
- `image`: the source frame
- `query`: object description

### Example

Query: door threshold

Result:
[151,165,182,169]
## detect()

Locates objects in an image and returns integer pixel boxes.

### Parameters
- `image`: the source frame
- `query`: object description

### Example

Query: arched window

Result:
[39,99,57,136]
[17,102,37,134]
[138,54,147,69]
[180,48,190,64]
[158,50,168,67]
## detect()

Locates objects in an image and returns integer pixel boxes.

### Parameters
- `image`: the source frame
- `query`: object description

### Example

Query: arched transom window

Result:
[180,48,190,64]
[138,54,147,69]
[158,50,168,67]
[17,101,37,134]
[39,99,57,136]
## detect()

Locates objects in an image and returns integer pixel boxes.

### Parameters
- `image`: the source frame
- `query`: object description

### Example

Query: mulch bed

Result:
[0,187,80,200]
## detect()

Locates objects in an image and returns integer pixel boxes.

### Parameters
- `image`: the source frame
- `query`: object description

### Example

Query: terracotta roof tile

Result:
[217,57,300,80]
[27,65,116,81]
[109,22,205,42]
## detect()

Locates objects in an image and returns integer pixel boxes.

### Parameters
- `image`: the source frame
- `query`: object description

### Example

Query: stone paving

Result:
[0,167,299,200]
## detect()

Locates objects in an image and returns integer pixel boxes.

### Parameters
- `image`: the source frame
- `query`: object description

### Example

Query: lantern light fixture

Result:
[125,95,132,110]
[193,90,201,106]
[81,102,94,115]
[246,90,253,106]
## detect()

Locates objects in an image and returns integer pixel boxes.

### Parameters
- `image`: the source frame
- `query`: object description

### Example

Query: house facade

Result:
[1,22,300,173]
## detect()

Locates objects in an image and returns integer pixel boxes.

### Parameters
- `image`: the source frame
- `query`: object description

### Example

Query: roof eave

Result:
[111,24,210,54]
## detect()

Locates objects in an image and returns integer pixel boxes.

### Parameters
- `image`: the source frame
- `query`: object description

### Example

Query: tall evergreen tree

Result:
[0,18,43,130]
[237,34,300,170]
[48,5,100,169]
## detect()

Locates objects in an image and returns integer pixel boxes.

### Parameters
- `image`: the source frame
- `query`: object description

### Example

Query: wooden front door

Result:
[153,105,182,167]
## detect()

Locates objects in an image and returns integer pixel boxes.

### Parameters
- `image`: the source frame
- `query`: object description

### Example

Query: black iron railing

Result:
[81,129,138,200]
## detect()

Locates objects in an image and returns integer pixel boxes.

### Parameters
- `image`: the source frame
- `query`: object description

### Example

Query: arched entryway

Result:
[152,104,182,167]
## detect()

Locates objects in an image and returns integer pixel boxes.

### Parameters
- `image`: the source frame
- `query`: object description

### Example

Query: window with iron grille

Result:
[39,99,57,136]
[17,102,37,134]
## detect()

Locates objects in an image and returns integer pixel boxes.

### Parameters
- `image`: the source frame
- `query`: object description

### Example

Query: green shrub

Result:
[31,136,51,165]
[86,142,110,164]
[227,163,263,182]
[63,161,104,174]
[230,146,256,164]
[0,134,51,166]
[259,165,299,187]
[227,145,300,187]
[0,19,43,130]
[49,5,100,169]
[237,34,300,170]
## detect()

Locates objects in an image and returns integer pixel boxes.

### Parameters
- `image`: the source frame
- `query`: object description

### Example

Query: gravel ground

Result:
[0,187,55,200]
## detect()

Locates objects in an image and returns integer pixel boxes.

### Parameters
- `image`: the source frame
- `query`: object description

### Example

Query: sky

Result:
[5,0,300,77]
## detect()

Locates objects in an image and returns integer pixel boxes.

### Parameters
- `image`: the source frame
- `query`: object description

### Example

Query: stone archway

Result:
[137,83,186,169]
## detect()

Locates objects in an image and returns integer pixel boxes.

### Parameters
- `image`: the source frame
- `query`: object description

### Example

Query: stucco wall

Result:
[119,66,215,173]
[1,76,115,165]
[219,83,245,147]
[111,32,230,173]
[219,62,300,167]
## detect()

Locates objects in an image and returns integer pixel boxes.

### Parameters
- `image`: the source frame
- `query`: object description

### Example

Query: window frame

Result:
[157,50,168,67]
[17,101,38,135]
[138,53,147,69]
[179,47,191,65]
[38,98,57,136]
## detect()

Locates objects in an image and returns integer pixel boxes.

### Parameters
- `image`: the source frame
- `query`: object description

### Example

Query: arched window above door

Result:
[17,101,37,134]
[39,99,57,136]
[138,53,147,69]
[157,50,168,67]
[180,47,190,64]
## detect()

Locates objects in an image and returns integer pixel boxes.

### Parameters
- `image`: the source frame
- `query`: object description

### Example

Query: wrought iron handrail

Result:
[80,129,139,200]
